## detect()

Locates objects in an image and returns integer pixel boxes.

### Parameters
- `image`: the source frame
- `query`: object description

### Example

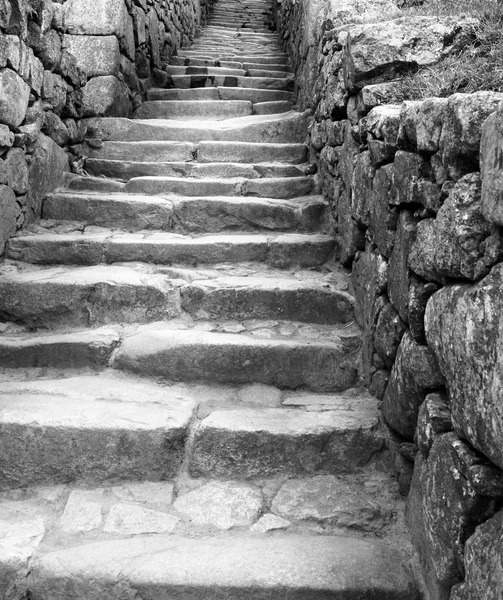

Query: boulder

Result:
[382,331,444,439]
[64,0,127,35]
[480,102,503,225]
[425,263,503,470]
[409,173,496,283]
[400,98,448,153]
[369,164,397,257]
[63,35,120,77]
[0,184,17,253]
[0,68,30,128]
[82,76,131,117]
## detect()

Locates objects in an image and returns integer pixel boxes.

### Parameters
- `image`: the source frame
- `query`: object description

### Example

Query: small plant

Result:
[392,0,503,99]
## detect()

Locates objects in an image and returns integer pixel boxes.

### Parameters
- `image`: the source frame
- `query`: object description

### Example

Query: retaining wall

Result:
[0,0,213,252]
[273,1,503,599]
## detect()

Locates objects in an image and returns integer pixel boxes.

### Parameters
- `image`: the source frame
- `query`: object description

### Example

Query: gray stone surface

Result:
[0,68,30,128]
[63,35,120,77]
[27,534,419,599]
[82,76,131,118]
[60,490,104,533]
[189,406,382,478]
[173,481,262,529]
[481,104,503,226]
[0,185,17,252]
[103,503,179,535]
[425,263,503,469]
[450,509,503,600]
[64,0,127,35]
[250,513,290,532]
[271,476,389,531]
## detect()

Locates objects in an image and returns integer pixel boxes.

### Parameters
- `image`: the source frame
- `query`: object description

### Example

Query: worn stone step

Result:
[44,192,327,233]
[7,232,335,268]
[124,175,315,199]
[84,159,312,181]
[165,65,247,77]
[148,86,293,103]
[83,140,307,164]
[181,275,354,323]
[254,100,293,114]
[86,111,310,143]
[26,535,418,600]
[175,54,290,65]
[177,51,288,62]
[0,327,120,369]
[113,325,358,391]
[134,100,253,120]
[63,174,125,193]
[0,264,181,327]
[189,400,382,477]
[168,74,294,91]
[0,375,196,488]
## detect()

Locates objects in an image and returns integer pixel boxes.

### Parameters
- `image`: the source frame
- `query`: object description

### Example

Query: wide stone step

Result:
[0,326,120,369]
[177,51,288,62]
[86,111,309,143]
[175,54,290,65]
[112,325,358,391]
[124,175,315,199]
[7,232,335,268]
[189,400,382,477]
[84,159,311,181]
[147,86,293,103]
[0,376,196,488]
[168,74,294,91]
[27,535,418,600]
[135,99,253,120]
[44,192,327,233]
[83,140,308,164]
[0,264,181,327]
[169,57,291,71]
[181,275,354,323]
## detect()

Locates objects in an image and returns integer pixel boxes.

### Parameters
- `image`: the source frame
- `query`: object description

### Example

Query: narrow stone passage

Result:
[0,1,419,598]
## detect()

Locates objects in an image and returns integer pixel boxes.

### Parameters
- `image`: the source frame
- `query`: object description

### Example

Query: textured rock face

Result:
[425,264,503,470]
[481,103,503,225]
[450,510,503,600]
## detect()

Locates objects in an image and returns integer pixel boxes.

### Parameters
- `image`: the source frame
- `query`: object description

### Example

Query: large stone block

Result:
[0,68,30,127]
[63,35,120,77]
[425,263,503,470]
[374,301,406,368]
[82,75,130,117]
[400,98,448,153]
[480,103,503,225]
[26,133,68,222]
[409,173,496,284]
[351,150,374,227]
[451,510,503,600]
[343,16,472,91]
[64,0,127,35]
[0,184,17,253]
[407,435,495,600]
[382,331,444,439]
[439,91,503,180]
[369,163,397,257]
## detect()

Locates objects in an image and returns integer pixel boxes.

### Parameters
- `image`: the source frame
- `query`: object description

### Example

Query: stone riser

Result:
[147,87,293,103]
[167,74,294,92]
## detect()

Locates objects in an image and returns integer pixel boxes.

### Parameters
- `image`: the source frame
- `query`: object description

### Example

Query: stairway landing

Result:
[0,0,420,598]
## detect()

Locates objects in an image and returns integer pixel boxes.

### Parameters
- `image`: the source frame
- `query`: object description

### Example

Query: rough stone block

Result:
[451,510,503,600]
[64,0,127,35]
[481,104,503,226]
[82,75,130,117]
[1,148,28,194]
[0,68,30,128]
[439,91,503,180]
[406,434,496,599]
[0,184,17,253]
[407,274,438,344]
[400,98,448,153]
[374,301,406,367]
[63,35,120,77]
[41,71,67,113]
[382,331,444,439]
[425,263,503,470]
[369,163,397,257]
[409,173,495,284]
[366,105,401,147]
[415,392,452,457]
[352,150,375,227]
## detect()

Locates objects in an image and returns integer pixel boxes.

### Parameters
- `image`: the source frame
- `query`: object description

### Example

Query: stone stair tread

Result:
[86,110,309,143]
[24,534,416,599]
[134,99,253,120]
[168,73,294,91]
[112,322,359,391]
[0,375,197,488]
[147,86,294,103]
[7,230,335,269]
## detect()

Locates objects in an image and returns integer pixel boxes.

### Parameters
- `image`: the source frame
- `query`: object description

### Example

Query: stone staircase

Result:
[0,0,420,598]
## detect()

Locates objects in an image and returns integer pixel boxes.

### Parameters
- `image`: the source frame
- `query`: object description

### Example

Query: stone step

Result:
[0,326,120,369]
[135,100,253,120]
[147,86,293,103]
[26,535,418,600]
[84,159,311,181]
[44,192,327,233]
[168,74,294,92]
[174,54,290,65]
[7,232,335,268]
[0,264,181,327]
[180,275,354,324]
[86,111,309,143]
[189,400,382,477]
[83,140,308,164]
[169,57,289,69]
[254,100,293,114]
[165,64,291,79]
[123,175,315,200]
[113,324,358,391]
[177,51,288,62]
[0,376,196,488]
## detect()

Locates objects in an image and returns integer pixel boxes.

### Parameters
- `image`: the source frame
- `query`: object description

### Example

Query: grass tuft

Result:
[391,0,503,99]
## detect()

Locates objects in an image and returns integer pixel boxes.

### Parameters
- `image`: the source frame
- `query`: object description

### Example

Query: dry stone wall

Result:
[0,0,213,253]
[274,2,503,599]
